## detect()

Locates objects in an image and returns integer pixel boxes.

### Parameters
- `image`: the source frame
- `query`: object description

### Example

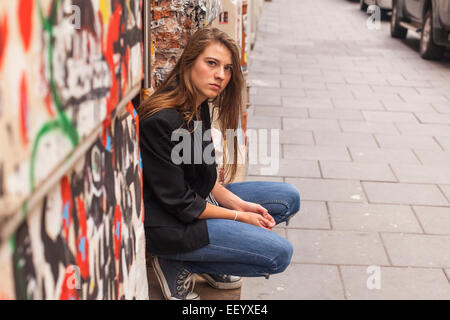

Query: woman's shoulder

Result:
[140,108,184,130]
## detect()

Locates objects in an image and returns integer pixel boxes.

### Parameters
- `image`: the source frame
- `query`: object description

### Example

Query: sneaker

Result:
[151,256,199,300]
[199,273,243,290]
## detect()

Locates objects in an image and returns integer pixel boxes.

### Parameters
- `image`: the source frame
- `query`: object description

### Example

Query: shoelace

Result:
[219,274,230,281]
[176,269,196,298]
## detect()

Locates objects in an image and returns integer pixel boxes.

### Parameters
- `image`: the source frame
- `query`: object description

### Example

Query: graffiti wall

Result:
[0,0,147,299]
[150,0,222,88]
[0,0,143,218]
[0,103,147,299]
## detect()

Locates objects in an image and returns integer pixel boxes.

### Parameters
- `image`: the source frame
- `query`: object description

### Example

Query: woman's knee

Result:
[268,238,293,275]
[282,183,301,215]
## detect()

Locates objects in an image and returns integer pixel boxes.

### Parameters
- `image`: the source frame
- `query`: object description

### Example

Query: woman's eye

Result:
[225,66,232,72]
[207,60,216,66]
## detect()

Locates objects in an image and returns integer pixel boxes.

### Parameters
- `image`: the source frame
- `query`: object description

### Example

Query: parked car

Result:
[391,0,450,60]
[360,0,393,12]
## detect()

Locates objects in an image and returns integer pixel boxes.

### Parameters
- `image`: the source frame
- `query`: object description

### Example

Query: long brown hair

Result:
[137,27,244,184]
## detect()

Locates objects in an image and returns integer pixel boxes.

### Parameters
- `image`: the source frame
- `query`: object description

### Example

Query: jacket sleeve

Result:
[139,115,207,224]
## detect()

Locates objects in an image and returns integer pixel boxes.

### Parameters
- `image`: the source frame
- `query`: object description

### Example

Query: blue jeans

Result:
[158,181,301,278]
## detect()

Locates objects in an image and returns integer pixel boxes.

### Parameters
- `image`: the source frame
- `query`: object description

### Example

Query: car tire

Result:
[419,9,445,60]
[390,1,407,39]
[360,0,368,12]
[381,9,390,21]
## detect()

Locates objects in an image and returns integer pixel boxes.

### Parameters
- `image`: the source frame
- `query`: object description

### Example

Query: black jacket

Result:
[139,101,217,255]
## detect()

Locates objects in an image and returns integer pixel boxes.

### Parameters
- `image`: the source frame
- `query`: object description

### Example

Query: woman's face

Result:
[190,42,233,107]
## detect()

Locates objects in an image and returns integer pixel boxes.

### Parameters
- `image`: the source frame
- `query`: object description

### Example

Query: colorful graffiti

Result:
[0,0,146,299]
[1,103,147,299]
[0,0,143,219]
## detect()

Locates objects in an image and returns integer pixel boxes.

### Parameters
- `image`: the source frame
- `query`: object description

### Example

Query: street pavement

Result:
[242,0,450,299]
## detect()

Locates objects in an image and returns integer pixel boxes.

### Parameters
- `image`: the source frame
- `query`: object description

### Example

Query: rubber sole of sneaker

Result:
[151,256,199,300]
[199,274,243,290]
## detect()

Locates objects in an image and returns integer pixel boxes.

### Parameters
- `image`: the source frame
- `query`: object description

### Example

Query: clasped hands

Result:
[234,201,276,231]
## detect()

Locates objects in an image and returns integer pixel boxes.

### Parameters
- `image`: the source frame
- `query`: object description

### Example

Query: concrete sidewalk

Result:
[242,0,450,300]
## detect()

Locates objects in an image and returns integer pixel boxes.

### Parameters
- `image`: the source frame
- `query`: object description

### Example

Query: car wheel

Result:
[390,1,407,39]
[381,9,390,21]
[419,9,445,60]
[360,0,368,12]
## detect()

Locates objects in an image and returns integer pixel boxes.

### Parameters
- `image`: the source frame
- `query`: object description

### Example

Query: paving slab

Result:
[247,115,282,129]
[381,233,450,268]
[250,87,306,97]
[354,93,403,104]
[328,202,422,233]
[412,206,450,235]
[341,266,450,300]
[303,74,346,84]
[320,161,396,182]
[390,164,450,184]
[340,120,399,135]
[287,229,389,266]
[279,130,314,146]
[414,112,450,125]
[362,111,419,123]
[314,132,377,147]
[362,182,449,206]
[399,93,449,104]
[327,84,373,95]
[286,201,330,230]
[241,264,344,300]
[383,101,435,112]
[331,98,385,111]
[281,80,327,90]
[281,67,322,76]
[249,65,281,74]
[432,102,450,114]
[248,78,281,88]
[374,134,442,150]
[414,149,450,165]
[440,185,450,201]
[348,146,421,165]
[284,145,351,161]
[309,108,364,121]
[282,96,333,109]
[283,118,341,132]
[370,86,419,97]
[279,130,315,145]
[248,159,320,178]
[287,178,366,203]
[435,136,450,150]
[253,106,309,118]
[396,123,450,137]
[305,88,354,99]
[250,94,282,106]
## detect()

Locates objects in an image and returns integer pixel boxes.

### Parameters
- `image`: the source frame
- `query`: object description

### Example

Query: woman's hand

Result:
[238,212,275,231]
[236,201,275,229]
[212,183,275,228]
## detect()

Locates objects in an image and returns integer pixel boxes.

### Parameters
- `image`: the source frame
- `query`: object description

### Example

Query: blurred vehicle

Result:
[360,0,393,12]
[391,0,450,60]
